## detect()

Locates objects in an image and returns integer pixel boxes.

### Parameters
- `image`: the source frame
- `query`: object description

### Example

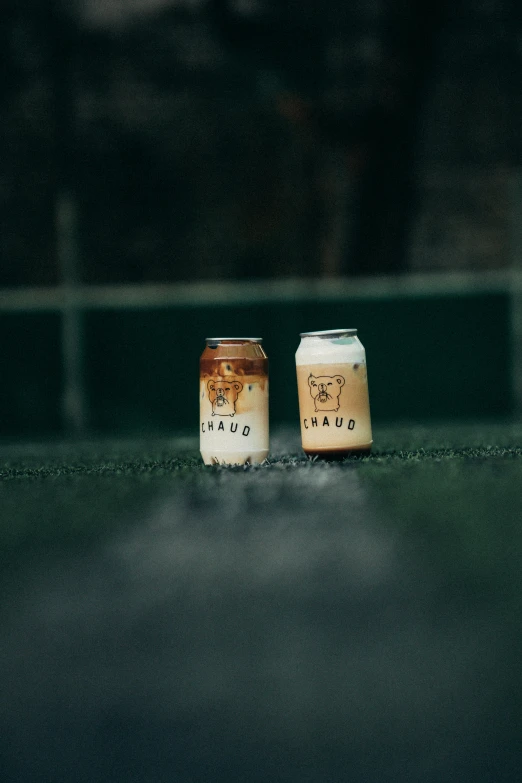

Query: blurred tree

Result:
[1,0,518,286]
[0,0,57,285]
[208,0,450,275]
[348,0,451,274]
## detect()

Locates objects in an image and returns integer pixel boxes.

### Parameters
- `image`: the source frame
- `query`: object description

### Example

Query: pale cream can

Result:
[295,329,372,459]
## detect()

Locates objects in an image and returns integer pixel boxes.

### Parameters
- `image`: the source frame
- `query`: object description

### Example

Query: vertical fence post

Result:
[50,0,87,434]
[57,194,87,433]
[510,170,522,416]
[508,1,522,417]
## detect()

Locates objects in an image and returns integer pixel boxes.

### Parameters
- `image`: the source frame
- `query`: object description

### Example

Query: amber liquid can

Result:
[200,338,269,465]
[296,329,372,459]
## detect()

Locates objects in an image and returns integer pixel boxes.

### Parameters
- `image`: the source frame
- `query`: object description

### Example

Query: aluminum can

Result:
[295,329,372,459]
[200,338,269,465]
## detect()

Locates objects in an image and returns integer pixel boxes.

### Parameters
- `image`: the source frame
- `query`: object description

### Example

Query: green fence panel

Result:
[0,313,63,436]
[84,291,513,434]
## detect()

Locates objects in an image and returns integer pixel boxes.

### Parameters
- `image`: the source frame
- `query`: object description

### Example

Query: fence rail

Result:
[0,271,519,437]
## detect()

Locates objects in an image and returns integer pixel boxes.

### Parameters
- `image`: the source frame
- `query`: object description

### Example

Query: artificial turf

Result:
[2,420,522,478]
[1,421,522,566]
[0,421,521,782]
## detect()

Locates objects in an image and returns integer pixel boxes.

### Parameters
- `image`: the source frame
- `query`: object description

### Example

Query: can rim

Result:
[205,337,263,343]
[299,329,357,338]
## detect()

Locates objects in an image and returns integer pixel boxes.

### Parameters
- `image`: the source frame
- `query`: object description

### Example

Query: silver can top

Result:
[299,329,357,338]
[205,337,263,344]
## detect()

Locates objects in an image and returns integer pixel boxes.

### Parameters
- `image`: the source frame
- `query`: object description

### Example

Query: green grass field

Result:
[1,421,521,782]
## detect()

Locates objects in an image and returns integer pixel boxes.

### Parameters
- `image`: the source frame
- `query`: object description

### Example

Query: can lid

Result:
[299,329,357,338]
[205,337,263,343]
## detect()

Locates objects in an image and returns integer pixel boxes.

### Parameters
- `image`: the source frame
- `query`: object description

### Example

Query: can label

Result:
[296,362,372,451]
[207,378,244,417]
[200,376,269,455]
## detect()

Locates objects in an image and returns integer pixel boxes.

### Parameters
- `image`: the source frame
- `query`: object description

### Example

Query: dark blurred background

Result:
[1,0,522,434]
[2,0,520,285]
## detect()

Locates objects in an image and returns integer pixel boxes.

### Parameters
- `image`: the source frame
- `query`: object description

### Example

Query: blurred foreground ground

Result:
[0,422,521,782]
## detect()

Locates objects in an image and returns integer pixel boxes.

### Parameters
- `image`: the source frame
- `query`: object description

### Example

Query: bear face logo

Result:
[207,379,243,416]
[308,374,345,412]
